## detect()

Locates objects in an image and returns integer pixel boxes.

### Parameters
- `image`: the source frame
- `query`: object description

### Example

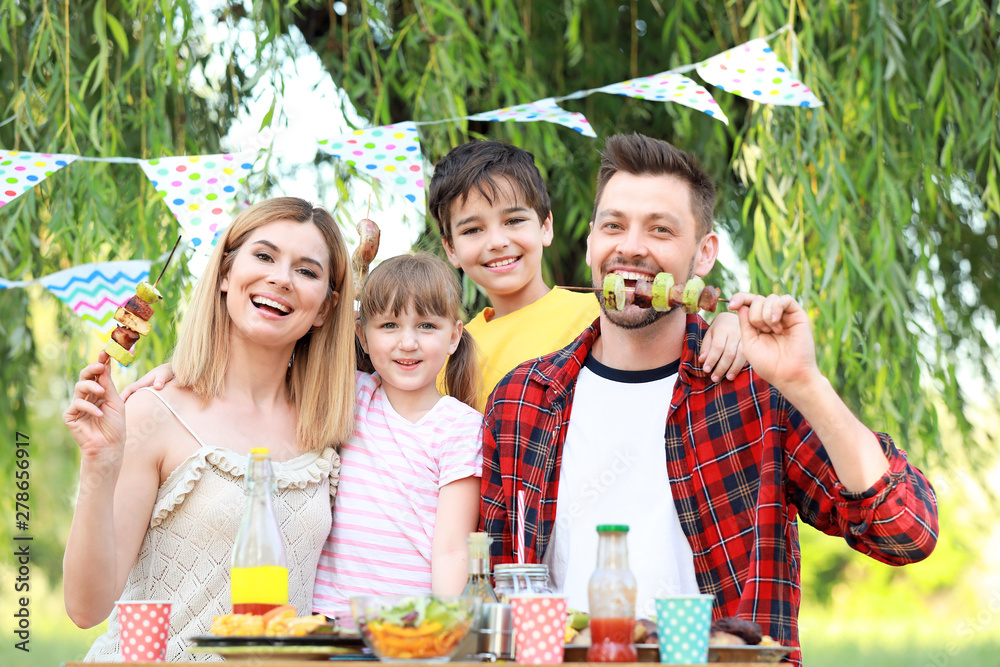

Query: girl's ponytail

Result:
[444,327,481,410]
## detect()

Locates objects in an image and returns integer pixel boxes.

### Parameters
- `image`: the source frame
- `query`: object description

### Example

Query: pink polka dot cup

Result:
[117,600,172,662]
[511,595,567,664]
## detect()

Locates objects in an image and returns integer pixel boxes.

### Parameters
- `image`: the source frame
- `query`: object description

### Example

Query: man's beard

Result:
[595,291,666,329]
[594,256,696,330]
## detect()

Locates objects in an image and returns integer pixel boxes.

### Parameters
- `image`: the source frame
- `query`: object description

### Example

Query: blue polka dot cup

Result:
[654,594,714,664]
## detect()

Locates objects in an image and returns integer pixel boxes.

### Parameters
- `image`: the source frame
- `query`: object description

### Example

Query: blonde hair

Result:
[357,253,480,410]
[172,197,356,451]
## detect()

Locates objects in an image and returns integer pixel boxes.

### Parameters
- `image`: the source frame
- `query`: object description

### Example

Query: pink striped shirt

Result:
[312,372,484,621]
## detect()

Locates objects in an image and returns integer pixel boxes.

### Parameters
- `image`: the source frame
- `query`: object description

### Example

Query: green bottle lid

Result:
[596,524,629,532]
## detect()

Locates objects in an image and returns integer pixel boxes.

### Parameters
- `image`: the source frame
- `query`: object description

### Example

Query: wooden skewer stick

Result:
[153,235,183,288]
[555,285,728,302]
[555,285,600,292]
[366,194,372,219]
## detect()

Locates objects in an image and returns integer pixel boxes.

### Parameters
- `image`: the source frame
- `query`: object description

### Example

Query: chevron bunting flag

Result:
[317,122,426,209]
[695,39,823,108]
[0,150,79,208]
[598,71,729,125]
[468,98,597,137]
[139,153,256,276]
[39,260,152,334]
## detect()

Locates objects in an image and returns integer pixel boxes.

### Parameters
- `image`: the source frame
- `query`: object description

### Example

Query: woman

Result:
[62,197,356,661]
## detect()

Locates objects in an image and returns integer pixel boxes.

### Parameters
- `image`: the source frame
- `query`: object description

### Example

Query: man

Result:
[479,133,938,663]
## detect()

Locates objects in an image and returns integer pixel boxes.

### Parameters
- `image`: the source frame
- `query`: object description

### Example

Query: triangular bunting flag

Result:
[469,98,597,137]
[696,39,823,107]
[0,150,79,208]
[318,122,426,209]
[139,153,256,275]
[598,72,729,125]
[39,260,152,334]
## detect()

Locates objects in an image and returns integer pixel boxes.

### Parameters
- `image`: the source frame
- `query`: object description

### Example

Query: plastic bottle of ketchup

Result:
[230,448,288,615]
[587,525,638,662]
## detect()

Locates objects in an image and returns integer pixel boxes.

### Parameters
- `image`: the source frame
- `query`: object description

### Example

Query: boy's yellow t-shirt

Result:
[440,287,599,413]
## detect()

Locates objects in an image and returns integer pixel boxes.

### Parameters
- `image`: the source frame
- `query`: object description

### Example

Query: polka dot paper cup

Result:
[117,600,172,662]
[510,595,567,664]
[654,594,713,664]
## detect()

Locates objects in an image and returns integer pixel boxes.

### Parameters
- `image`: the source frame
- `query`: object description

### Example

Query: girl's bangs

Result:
[362,257,458,321]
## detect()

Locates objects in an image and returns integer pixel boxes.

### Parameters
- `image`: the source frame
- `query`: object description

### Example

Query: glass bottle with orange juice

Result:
[230,447,288,615]
[587,525,637,662]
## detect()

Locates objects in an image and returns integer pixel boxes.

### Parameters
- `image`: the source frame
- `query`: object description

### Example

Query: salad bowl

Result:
[350,595,480,663]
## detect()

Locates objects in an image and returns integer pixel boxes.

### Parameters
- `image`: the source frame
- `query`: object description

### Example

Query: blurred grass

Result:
[0,566,105,667]
[797,457,1000,667]
[801,614,1000,667]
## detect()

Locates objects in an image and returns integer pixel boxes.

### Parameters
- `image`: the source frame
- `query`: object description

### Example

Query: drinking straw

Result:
[516,489,526,564]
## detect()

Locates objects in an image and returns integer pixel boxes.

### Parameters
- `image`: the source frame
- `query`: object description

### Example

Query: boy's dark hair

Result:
[428,140,552,243]
[593,133,717,238]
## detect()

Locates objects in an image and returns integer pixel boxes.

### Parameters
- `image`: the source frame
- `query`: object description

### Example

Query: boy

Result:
[428,140,743,411]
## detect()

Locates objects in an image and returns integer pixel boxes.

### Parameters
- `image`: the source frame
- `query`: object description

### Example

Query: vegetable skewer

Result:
[103,236,181,366]
[557,273,725,314]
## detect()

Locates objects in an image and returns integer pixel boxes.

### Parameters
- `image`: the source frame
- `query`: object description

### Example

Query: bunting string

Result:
[2,25,823,298]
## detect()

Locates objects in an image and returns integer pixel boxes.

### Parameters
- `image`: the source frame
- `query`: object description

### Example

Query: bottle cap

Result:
[596,524,629,532]
[467,532,492,558]
[250,447,269,454]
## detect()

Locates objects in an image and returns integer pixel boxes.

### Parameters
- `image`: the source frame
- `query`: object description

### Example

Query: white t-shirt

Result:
[543,354,700,618]
[312,371,484,622]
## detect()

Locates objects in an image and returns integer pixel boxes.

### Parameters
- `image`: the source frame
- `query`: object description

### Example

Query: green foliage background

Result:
[0,2,998,664]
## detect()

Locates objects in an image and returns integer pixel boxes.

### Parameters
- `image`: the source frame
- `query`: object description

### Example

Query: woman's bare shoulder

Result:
[122,385,200,451]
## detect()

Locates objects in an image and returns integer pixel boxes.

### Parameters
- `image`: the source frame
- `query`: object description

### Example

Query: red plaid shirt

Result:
[480,316,938,665]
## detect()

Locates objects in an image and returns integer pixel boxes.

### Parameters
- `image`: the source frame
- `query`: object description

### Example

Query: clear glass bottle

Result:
[462,532,500,602]
[587,525,637,662]
[455,533,499,659]
[231,448,288,615]
[492,564,551,603]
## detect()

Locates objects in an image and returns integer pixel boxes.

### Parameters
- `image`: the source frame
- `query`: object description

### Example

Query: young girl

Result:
[312,253,484,625]
[62,198,356,661]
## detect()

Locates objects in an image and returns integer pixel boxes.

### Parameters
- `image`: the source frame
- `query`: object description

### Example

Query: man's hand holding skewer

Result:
[728,293,819,395]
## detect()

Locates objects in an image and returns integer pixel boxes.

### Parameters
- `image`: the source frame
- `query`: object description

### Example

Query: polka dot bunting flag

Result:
[138,153,256,270]
[598,71,729,125]
[317,122,426,209]
[469,98,597,138]
[696,39,823,107]
[0,150,79,208]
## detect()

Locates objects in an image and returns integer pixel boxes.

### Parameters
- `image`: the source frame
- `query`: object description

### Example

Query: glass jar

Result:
[492,563,551,603]
[587,525,637,662]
